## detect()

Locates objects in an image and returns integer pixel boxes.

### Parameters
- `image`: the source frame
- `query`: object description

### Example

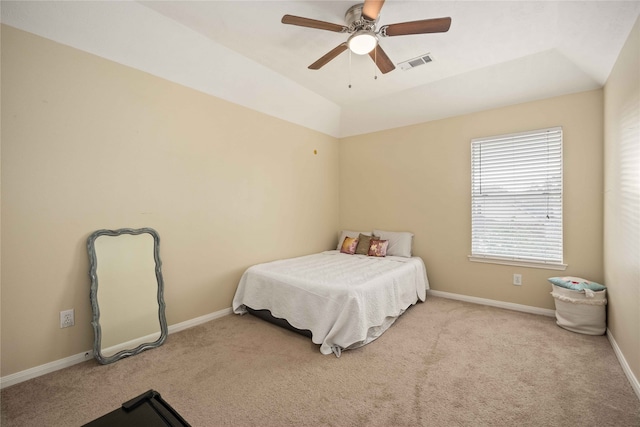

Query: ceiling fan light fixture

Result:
[347,30,378,55]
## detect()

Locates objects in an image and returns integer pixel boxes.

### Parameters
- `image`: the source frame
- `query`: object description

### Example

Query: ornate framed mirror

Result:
[88,227,168,364]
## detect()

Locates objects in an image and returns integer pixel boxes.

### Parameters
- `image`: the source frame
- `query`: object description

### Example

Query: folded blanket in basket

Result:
[548,276,606,291]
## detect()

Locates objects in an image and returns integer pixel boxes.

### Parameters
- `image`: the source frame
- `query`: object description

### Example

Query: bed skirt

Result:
[245,306,312,338]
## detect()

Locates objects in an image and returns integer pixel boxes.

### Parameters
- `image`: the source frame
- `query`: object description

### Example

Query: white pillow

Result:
[336,230,371,251]
[372,230,413,257]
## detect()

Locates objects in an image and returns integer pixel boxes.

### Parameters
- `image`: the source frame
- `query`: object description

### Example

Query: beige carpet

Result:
[2,296,639,426]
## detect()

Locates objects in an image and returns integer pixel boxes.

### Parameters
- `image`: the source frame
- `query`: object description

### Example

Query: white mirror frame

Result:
[87,227,168,364]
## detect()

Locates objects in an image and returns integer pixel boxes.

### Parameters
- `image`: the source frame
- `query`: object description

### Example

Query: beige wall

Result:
[604,16,640,385]
[340,90,604,310]
[0,25,340,376]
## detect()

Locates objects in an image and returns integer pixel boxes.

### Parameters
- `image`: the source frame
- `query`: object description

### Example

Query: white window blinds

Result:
[470,127,563,266]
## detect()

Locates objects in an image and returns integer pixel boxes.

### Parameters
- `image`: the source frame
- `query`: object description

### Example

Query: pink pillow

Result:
[368,239,389,257]
[340,236,359,254]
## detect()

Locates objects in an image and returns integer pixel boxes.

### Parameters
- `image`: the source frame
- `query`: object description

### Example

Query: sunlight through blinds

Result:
[471,127,563,264]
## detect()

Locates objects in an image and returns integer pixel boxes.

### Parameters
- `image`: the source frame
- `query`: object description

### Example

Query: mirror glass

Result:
[88,227,167,364]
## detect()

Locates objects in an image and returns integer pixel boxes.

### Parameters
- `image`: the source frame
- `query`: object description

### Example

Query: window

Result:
[469,127,566,270]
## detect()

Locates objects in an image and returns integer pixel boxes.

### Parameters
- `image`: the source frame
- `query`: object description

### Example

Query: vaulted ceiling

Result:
[2,1,639,137]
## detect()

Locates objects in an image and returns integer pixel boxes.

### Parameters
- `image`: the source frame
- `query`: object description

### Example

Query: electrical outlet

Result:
[60,309,74,328]
[513,274,522,286]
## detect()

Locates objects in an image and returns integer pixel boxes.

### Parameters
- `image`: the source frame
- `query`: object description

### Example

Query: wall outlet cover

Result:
[60,309,75,328]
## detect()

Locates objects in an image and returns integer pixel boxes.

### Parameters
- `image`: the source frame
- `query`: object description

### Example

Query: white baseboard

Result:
[0,350,95,390]
[606,328,640,401]
[428,289,557,317]
[168,307,232,334]
[0,307,233,390]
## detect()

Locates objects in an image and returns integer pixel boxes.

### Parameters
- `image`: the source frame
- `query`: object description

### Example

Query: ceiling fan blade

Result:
[309,43,349,70]
[381,17,452,37]
[362,0,385,21]
[282,15,348,33]
[368,44,395,74]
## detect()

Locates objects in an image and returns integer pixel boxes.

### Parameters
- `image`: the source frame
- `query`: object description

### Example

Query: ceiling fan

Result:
[281,0,451,74]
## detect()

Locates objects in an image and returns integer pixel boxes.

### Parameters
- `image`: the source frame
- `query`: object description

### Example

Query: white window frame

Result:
[468,127,567,270]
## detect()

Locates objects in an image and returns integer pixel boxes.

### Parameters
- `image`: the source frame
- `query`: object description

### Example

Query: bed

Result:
[232,230,429,356]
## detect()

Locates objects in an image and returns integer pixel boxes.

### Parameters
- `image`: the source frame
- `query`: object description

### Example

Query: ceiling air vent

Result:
[399,53,434,71]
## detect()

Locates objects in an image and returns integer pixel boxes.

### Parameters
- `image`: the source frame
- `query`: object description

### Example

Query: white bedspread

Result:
[232,250,429,356]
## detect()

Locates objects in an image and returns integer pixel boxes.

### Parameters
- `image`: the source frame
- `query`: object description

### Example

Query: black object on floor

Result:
[82,389,191,427]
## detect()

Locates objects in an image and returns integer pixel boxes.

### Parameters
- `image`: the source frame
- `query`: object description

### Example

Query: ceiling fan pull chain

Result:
[374,47,378,80]
[348,49,352,88]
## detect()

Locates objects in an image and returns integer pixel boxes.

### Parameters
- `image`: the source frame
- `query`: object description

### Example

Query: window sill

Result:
[468,255,567,271]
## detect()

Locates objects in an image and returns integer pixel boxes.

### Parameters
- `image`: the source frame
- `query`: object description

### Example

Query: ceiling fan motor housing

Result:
[345,4,378,33]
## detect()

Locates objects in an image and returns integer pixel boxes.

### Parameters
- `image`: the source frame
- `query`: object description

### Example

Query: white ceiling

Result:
[2,1,640,137]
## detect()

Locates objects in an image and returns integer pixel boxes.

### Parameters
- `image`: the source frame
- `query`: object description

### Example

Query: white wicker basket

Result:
[550,284,607,335]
